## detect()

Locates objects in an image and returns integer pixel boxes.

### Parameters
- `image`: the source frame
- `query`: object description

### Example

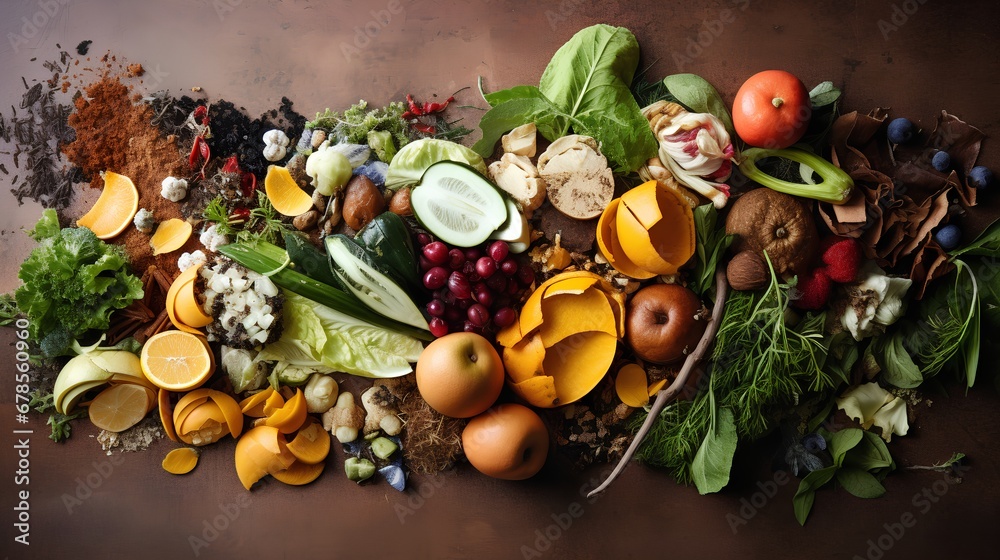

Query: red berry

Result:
[467,304,490,327]
[448,271,472,300]
[793,269,832,310]
[428,317,449,338]
[475,256,497,279]
[426,299,445,317]
[447,248,466,270]
[500,258,518,276]
[487,241,509,263]
[416,232,433,246]
[423,267,448,290]
[422,241,449,266]
[819,237,862,283]
[493,307,517,328]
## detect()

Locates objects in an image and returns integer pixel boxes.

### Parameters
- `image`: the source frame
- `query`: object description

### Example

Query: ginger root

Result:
[322,392,365,443]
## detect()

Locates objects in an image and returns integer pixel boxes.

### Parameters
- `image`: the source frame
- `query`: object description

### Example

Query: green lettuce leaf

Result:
[14,209,143,356]
[690,404,737,495]
[385,138,488,191]
[257,291,424,378]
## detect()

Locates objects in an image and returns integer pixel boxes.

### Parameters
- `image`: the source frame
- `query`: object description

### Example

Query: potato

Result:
[342,175,385,231]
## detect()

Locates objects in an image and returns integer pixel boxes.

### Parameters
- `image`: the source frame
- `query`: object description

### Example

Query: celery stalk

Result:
[738,148,854,205]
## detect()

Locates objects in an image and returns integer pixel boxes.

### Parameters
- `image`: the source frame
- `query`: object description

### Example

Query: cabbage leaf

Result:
[257,291,424,378]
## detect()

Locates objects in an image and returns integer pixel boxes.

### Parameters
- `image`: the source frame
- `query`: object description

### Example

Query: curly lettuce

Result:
[14,209,144,356]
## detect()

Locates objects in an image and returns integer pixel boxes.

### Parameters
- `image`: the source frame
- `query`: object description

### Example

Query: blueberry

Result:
[931,150,951,172]
[887,117,915,144]
[969,166,993,189]
[802,433,827,454]
[934,224,962,251]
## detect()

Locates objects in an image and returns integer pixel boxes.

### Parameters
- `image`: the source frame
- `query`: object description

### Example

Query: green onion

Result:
[219,242,432,341]
[739,147,854,205]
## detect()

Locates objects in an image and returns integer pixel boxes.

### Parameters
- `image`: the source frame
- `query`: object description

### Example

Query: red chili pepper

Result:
[188,136,206,169]
[422,96,455,115]
[221,155,241,175]
[240,172,257,198]
[193,105,209,126]
[412,123,436,135]
[230,207,251,223]
[405,94,425,117]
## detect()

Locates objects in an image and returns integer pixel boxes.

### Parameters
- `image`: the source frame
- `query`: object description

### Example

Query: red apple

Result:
[462,403,549,480]
[625,283,707,364]
[415,332,504,418]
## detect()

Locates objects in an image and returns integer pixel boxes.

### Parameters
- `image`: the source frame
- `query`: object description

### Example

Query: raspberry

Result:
[793,268,832,310]
[819,236,862,283]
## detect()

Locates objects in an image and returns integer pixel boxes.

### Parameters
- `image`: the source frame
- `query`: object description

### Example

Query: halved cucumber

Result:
[489,196,531,253]
[410,161,508,247]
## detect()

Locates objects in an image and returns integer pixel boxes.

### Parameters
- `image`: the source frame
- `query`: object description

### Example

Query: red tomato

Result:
[732,70,811,149]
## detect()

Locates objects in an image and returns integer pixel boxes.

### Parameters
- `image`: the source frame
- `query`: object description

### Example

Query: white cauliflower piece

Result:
[199,224,229,252]
[178,250,208,272]
[160,176,189,202]
[133,208,155,233]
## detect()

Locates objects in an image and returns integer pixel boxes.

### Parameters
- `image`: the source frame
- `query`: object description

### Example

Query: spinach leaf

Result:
[691,400,737,495]
[829,428,863,467]
[662,73,736,140]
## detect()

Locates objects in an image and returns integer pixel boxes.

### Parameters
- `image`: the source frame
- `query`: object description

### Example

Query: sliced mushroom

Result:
[501,123,538,157]
[537,135,615,220]
[488,153,547,216]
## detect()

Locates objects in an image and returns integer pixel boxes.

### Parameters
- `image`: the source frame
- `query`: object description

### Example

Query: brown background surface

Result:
[1,1,999,559]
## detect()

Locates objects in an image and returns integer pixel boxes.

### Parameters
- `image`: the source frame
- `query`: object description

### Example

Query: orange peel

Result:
[76,170,139,239]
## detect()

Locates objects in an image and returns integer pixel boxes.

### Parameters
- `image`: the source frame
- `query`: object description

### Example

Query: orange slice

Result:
[162,448,200,475]
[286,420,331,465]
[265,165,313,216]
[271,460,325,486]
[150,218,193,256]
[235,426,296,490]
[76,171,139,239]
[140,331,215,391]
[615,363,650,408]
[88,383,153,432]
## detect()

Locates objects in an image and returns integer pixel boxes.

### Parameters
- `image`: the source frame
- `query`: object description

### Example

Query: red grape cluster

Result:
[416,233,535,338]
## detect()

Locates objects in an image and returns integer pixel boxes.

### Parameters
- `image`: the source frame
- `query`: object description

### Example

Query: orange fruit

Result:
[140,331,215,391]
[150,218,193,256]
[76,171,139,239]
[88,383,154,432]
[264,165,313,216]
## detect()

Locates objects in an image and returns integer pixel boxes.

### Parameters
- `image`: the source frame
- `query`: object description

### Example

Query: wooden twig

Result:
[586,269,730,498]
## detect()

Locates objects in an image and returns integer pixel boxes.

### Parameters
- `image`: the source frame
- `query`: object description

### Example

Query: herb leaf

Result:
[830,428,864,467]
[691,203,733,301]
[874,332,923,388]
[661,73,736,140]
[836,467,886,499]
[690,395,737,494]
[793,466,837,525]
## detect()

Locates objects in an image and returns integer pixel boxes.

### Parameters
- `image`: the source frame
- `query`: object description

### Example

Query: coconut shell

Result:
[725,188,819,277]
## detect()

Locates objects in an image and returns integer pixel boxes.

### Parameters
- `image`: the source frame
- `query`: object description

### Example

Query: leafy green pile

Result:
[472,24,657,173]
[307,100,411,161]
[14,209,144,357]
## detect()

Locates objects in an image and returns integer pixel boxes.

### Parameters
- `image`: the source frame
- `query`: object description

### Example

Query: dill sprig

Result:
[632,397,711,484]
[711,261,833,439]
[236,191,290,246]
[202,196,235,237]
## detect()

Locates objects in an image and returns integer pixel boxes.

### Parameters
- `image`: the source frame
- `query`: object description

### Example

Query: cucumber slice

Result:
[325,235,430,332]
[411,161,508,247]
[488,197,531,253]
